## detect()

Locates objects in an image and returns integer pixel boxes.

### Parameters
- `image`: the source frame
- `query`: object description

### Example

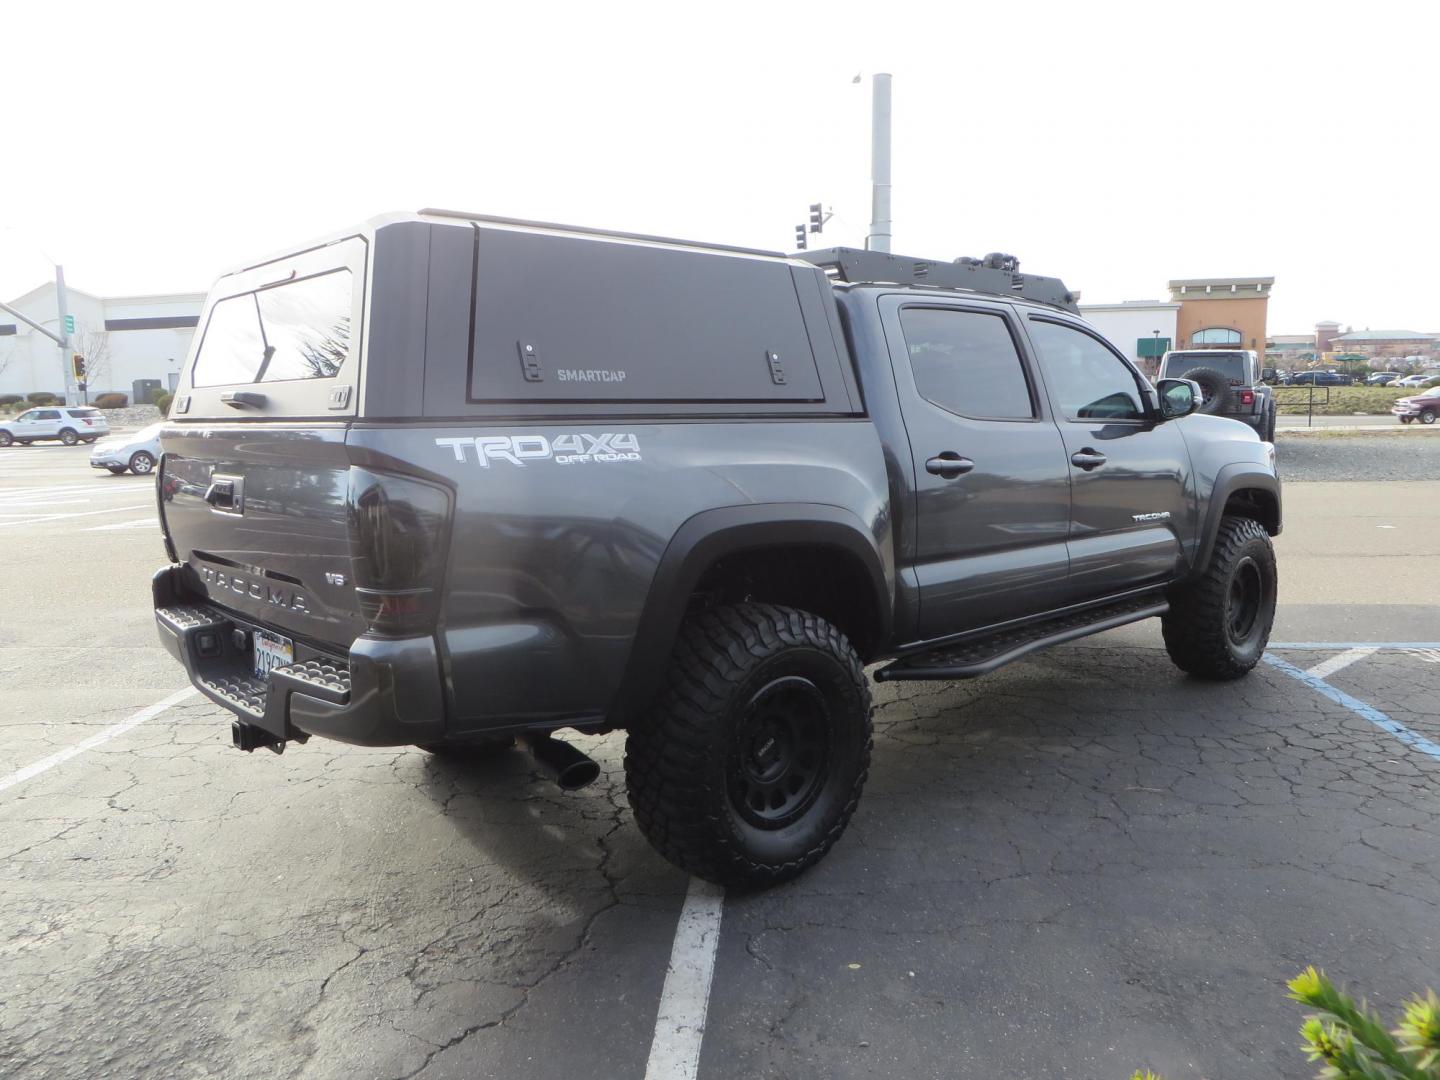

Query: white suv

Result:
[0,406,110,447]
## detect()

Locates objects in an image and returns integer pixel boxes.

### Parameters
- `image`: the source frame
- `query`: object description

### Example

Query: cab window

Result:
[1028,319,1147,422]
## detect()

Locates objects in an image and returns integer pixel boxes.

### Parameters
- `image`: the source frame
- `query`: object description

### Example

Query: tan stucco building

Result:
[1167,277,1273,355]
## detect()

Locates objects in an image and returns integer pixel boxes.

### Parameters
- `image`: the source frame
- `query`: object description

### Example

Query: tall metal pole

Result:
[867,73,893,253]
[55,265,75,403]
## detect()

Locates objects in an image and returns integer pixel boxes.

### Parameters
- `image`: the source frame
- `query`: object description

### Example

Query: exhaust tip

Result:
[520,733,600,791]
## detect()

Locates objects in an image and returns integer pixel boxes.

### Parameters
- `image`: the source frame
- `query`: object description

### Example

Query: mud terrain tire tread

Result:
[625,603,872,889]
[1162,514,1276,681]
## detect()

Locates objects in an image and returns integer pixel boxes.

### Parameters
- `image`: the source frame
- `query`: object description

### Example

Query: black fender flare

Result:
[1188,464,1281,579]
[610,503,893,721]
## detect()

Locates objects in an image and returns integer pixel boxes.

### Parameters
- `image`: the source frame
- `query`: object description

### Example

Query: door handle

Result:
[1070,449,1107,471]
[203,474,244,513]
[925,452,975,478]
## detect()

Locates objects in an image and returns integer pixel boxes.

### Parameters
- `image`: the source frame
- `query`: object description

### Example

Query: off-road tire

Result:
[1263,403,1277,442]
[0,431,11,448]
[1163,515,1277,681]
[59,428,79,446]
[1421,409,1437,425]
[129,451,155,475]
[1176,366,1230,415]
[625,603,872,889]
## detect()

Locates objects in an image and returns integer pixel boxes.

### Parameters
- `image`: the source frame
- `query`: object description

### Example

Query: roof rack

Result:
[798,247,1080,314]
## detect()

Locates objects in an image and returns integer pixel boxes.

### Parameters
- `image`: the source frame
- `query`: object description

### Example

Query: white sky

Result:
[1,0,1435,333]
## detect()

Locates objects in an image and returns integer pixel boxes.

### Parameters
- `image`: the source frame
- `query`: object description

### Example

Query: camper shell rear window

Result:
[192,269,354,387]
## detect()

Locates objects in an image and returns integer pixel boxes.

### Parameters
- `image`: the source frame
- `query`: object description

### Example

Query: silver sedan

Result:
[89,422,163,475]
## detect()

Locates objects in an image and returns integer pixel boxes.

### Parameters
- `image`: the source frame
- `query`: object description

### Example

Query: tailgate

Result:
[158,424,364,647]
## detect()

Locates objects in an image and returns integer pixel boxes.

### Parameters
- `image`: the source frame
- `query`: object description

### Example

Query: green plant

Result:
[1288,967,1440,1079]
[0,394,22,407]
[155,392,174,415]
[93,392,129,409]
[25,391,58,405]
[1131,969,1439,1080]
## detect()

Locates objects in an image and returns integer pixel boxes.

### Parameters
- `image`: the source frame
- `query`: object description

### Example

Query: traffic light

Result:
[794,224,807,251]
[71,354,85,381]
[809,203,824,234]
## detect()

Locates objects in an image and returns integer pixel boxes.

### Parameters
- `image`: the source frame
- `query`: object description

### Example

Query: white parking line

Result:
[83,518,158,531]
[1304,646,1378,680]
[644,877,726,1080]
[0,687,197,796]
[0,503,149,529]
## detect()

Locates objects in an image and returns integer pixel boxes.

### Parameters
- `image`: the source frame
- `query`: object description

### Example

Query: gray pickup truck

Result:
[152,211,1281,887]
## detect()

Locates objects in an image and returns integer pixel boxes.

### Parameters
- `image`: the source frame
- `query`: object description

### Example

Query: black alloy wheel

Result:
[729,676,831,829]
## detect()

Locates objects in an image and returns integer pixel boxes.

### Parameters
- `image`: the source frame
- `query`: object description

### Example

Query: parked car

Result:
[1392,385,1440,424]
[1394,373,1435,388]
[1367,371,1404,386]
[89,422,163,475]
[1156,348,1276,439]
[0,406,110,446]
[1288,371,1350,387]
[150,211,1281,887]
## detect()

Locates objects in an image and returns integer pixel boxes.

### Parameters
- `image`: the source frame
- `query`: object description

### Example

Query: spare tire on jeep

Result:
[1176,367,1230,415]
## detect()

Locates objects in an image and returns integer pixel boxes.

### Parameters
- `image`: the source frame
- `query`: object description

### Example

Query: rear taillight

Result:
[348,469,452,636]
[81,418,94,426]
[1240,390,1255,406]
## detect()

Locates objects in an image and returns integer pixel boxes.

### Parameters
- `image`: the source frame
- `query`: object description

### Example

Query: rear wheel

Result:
[1163,515,1277,681]
[59,428,79,446]
[129,451,155,475]
[1263,404,1277,442]
[625,603,872,888]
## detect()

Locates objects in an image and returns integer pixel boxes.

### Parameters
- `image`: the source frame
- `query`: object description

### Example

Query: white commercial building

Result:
[1079,300,1180,374]
[0,282,203,403]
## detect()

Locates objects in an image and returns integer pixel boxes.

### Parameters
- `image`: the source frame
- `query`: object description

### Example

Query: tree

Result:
[78,328,113,389]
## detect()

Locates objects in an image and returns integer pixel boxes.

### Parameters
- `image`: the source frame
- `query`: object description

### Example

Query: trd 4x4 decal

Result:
[436,432,642,467]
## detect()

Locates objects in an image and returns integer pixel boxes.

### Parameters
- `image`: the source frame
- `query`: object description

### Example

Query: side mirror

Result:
[1156,378,1201,420]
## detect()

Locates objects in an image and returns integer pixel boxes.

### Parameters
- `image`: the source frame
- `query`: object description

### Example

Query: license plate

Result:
[252,630,294,679]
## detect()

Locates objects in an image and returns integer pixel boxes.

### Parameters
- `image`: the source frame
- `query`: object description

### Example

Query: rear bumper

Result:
[152,564,444,747]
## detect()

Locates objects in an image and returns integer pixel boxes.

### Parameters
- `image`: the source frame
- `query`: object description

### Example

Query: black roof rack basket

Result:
[798,247,1080,314]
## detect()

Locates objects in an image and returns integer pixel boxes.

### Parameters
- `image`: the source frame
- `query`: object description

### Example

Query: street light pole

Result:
[867,73,892,253]
[55,265,75,403]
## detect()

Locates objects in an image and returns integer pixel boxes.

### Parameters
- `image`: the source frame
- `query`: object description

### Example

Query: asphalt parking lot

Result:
[1,439,1436,1080]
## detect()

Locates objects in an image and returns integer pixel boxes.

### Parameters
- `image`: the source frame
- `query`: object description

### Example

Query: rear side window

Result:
[467,227,823,403]
[899,307,1034,420]
[192,269,353,387]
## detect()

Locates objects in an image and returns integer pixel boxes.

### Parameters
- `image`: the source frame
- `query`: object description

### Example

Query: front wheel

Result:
[1422,410,1437,426]
[1163,515,1277,681]
[625,603,872,888]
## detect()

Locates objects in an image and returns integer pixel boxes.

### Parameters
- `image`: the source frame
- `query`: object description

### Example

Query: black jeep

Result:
[1158,349,1277,441]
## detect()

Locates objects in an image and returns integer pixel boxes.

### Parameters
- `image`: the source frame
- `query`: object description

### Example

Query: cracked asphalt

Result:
[1,441,1436,1080]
